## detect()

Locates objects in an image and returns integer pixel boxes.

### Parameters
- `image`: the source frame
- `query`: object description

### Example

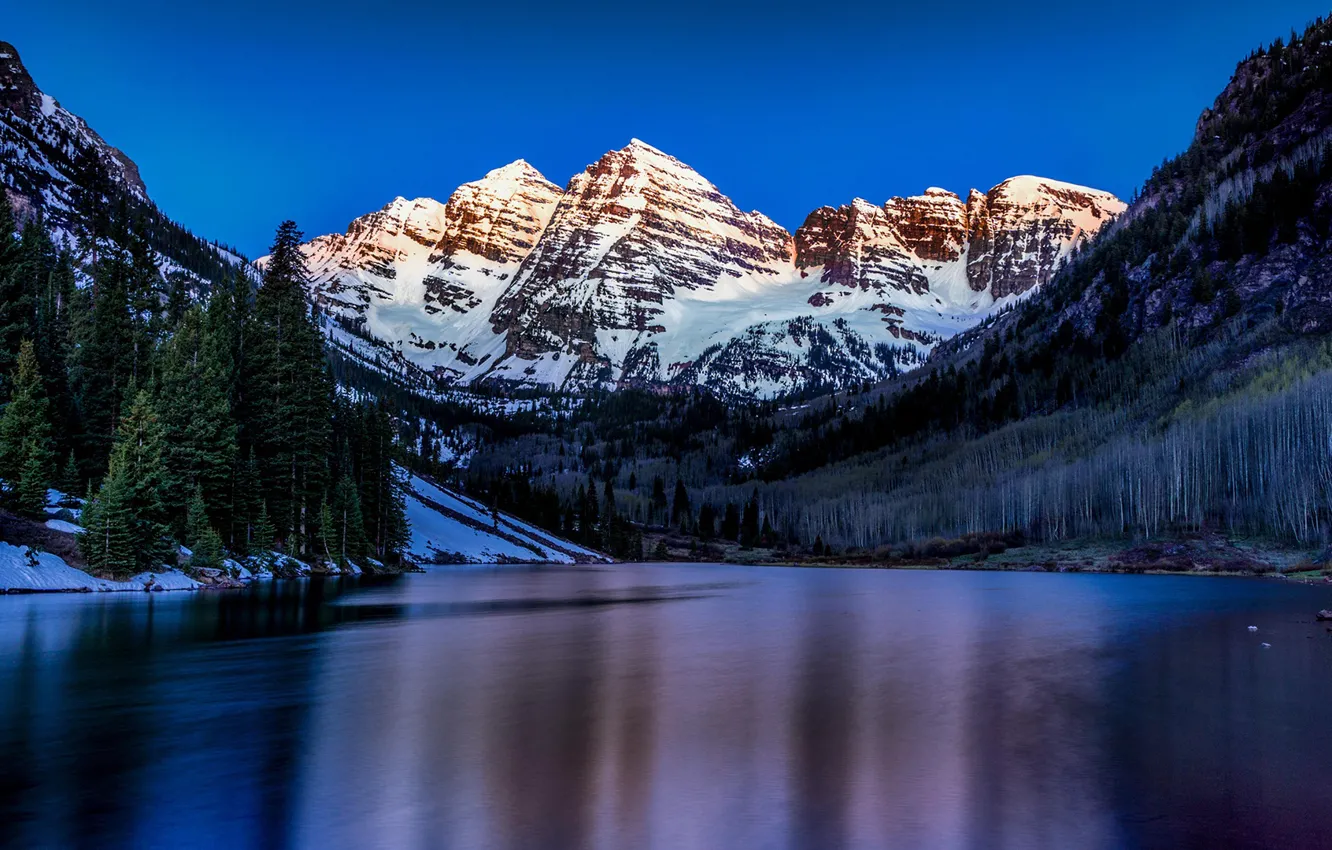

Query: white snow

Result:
[0,542,199,593]
[280,139,1124,398]
[402,470,607,565]
[44,519,83,534]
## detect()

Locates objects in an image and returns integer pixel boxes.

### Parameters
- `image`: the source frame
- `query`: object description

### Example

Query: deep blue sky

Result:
[7,0,1329,257]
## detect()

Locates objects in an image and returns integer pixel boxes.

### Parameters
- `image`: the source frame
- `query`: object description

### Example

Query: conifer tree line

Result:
[0,196,408,576]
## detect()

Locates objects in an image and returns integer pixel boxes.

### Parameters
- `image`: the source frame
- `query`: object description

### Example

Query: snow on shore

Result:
[0,541,200,593]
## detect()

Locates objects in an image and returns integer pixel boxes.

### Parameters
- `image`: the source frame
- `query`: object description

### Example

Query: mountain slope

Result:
[404,472,607,564]
[301,160,562,382]
[728,14,1332,547]
[0,40,243,290]
[293,141,1122,397]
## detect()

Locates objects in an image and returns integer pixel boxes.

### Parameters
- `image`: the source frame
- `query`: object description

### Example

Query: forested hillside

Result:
[451,14,1332,560]
[0,200,411,575]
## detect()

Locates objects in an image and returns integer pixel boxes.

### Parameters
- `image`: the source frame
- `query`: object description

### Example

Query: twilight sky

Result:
[6,0,1328,257]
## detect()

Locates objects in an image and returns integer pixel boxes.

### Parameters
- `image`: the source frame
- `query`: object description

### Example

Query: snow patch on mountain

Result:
[290,139,1125,398]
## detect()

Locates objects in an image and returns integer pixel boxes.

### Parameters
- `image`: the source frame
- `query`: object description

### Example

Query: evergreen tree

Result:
[33,248,76,457]
[242,221,332,553]
[79,461,137,575]
[380,485,410,565]
[58,450,80,494]
[156,306,237,530]
[721,502,740,542]
[317,499,336,563]
[650,475,667,524]
[740,489,760,548]
[0,341,53,517]
[69,244,136,478]
[328,474,367,566]
[697,502,716,540]
[0,199,33,395]
[671,478,690,527]
[184,485,211,550]
[252,501,276,555]
[84,390,172,574]
[190,526,225,572]
[123,219,163,385]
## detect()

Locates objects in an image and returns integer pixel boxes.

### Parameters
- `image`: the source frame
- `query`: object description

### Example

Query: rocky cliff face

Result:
[796,178,1123,301]
[487,140,796,386]
[294,141,1123,397]
[302,161,562,379]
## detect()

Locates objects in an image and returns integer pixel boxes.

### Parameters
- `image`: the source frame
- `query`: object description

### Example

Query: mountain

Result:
[302,160,563,378]
[295,140,1122,397]
[686,14,1332,548]
[0,40,242,289]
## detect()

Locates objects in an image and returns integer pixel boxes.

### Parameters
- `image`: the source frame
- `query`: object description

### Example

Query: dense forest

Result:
[0,196,409,576]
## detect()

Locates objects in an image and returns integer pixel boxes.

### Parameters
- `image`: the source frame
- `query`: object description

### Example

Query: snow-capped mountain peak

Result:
[293,141,1124,398]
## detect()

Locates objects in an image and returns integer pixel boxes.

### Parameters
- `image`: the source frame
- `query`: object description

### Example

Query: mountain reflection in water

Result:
[2,564,1332,850]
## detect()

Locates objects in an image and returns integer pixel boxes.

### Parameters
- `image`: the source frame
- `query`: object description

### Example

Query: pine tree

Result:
[740,489,760,548]
[242,221,331,553]
[671,479,690,527]
[33,248,76,457]
[650,476,667,524]
[317,498,336,563]
[0,341,53,516]
[252,501,276,555]
[329,474,367,566]
[190,526,225,572]
[721,502,740,542]
[58,450,80,494]
[79,461,137,575]
[185,485,211,550]
[69,244,136,478]
[697,503,716,540]
[87,389,172,574]
[157,306,237,530]
[380,485,410,565]
[123,218,162,384]
[0,200,33,397]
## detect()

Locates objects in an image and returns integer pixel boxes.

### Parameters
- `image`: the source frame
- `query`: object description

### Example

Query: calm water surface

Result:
[2,564,1332,850]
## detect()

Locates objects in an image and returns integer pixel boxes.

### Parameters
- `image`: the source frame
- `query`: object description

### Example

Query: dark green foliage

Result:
[0,201,33,395]
[157,307,237,534]
[326,475,368,566]
[0,341,52,516]
[85,390,172,575]
[190,527,225,572]
[79,461,137,575]
[252,501,276,555]
[242,221,332,553]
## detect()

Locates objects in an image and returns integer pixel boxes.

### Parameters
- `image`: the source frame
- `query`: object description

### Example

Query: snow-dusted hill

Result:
[293,140,1124,397]
[403,472,608,565]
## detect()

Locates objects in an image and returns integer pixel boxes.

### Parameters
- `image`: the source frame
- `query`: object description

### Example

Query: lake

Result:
[2,564,1332,849]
